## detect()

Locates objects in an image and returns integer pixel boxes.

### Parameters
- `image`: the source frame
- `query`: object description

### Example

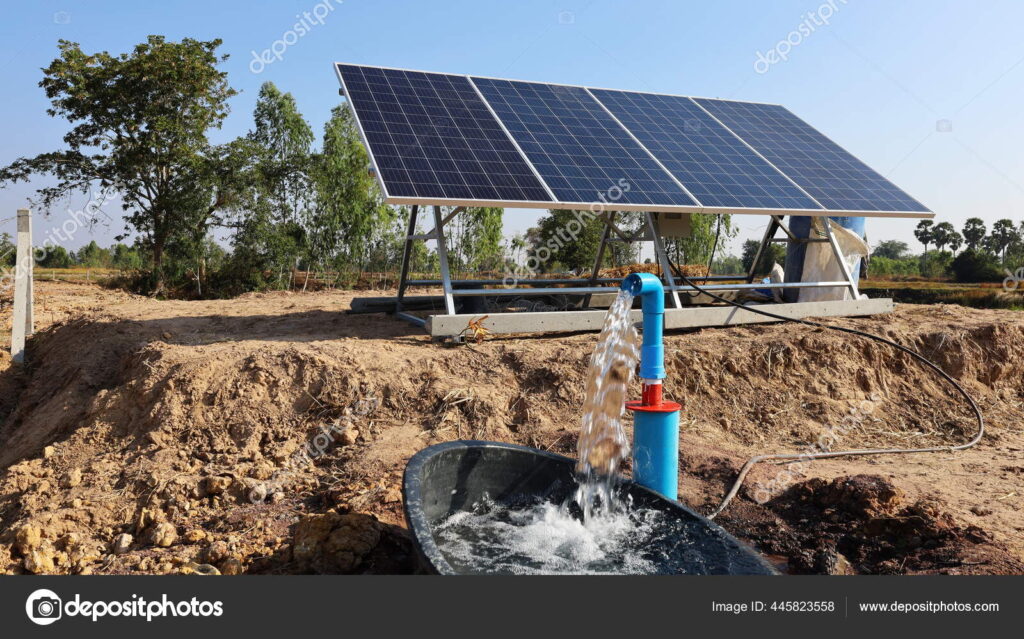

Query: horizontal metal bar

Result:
[426,298,895,337]
[404,276,740,287]
[395,311,426,327]
[443,281,852,297]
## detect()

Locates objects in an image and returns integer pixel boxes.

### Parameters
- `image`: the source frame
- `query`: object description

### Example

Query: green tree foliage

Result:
[711,254,744,275]
[37,245,73,268]
[741,239,786,276]
[111,243,144,270]
[0,233,15,267]
[867,256,920,278]
[989,219,1020,263]
[75,240,112,267]
[530,210,607,273]
[914,220,934,252]
[962,217,986,250]
[307,104,394,272]
[931,222,957,253]
[448,207,505,273]
[664,214,734,267]
[0,37,241,292]
[950,249,1003,282]
[222,83,314,289]
[873,240,910,259]
[919,250,953,279]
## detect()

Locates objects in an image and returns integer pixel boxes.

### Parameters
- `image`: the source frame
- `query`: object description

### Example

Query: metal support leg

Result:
[583,212,615,308]
[746,217,778,283]
[433,205,457,315]
[395,205,419,313]
[821,217,861,299]
[646,212,682,309]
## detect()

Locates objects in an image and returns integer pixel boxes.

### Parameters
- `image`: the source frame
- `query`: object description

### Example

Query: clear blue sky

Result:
[1,0,1022,256]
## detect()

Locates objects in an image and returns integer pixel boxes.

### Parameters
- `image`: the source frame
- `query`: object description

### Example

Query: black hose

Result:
[668,265,986,519]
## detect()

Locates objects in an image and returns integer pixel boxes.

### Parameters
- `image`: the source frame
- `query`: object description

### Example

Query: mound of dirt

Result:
[0,282,1022,575]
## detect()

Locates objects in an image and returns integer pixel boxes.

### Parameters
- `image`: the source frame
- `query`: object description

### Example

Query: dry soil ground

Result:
[0,280,1021,575]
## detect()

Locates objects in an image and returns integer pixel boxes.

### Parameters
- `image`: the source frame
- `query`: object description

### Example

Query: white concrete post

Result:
[11,208,34,363]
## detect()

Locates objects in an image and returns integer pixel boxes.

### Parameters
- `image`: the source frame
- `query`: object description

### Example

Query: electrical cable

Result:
[666,238,986,520]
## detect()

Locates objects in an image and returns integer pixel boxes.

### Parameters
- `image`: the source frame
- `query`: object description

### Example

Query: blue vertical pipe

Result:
[621,273,681,501]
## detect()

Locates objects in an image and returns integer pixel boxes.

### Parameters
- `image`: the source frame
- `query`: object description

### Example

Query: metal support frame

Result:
[820,217,861,299]
[383,208,869,337]
[432,205,457,315]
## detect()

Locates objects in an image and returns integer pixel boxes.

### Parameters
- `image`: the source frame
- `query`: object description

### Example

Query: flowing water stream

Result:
[433,290,684,574]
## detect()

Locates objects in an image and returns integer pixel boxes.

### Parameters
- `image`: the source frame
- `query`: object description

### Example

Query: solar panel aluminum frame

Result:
[335,63,933,220]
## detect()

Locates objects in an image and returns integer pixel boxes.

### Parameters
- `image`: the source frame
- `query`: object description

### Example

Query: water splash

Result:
[574,288,639,519]
[435,494,673,575]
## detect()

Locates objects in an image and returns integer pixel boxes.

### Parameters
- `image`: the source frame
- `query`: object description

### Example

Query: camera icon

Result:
[26,589,62,625]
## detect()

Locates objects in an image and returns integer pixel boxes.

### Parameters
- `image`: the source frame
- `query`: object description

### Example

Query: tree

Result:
[914,220,934,252]
[989,218,1019,264]
[37,246,73,268]
[308,104,393,272]
[664,214,735,268]
[111,243,143,270]
[711,254,744,275]
[947,230,964,254]
[250,83,314,230]
[873,239,910,260]
[950,249,1002,283]
[224,83,316,288]
[75,240,111,267]
[962,217,986,250]
[0,233,15,267]
[0,37,240,293]
[741,239,786,276]
[931,222,956,253]
[531,210,607,273]
[449,207,504,272]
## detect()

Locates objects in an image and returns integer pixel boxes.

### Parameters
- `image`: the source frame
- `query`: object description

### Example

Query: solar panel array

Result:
[591,89,819,211]
[693,98,930,213]
[336,64,930,216]
[472,78,695,207]
[336,65,550,202]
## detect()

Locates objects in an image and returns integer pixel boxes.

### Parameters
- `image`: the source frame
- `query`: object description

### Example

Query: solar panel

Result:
[336,64,551,203]
[692,98,929,213]
[470,77,696,207]
[589,89,822,211]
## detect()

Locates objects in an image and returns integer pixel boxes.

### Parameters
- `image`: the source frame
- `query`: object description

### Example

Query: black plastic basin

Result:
[403,440,777,575]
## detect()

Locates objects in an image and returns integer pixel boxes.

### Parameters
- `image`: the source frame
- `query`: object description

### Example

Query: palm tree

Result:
[931,222,955,253]
[914,220,934,253]
[990,219,1020,263]
[948,230,963,254]
[962,217,986,250]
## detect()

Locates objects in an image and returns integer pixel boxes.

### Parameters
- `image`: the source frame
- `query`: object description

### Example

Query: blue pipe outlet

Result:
[621,273,665,380]
[621,273,682,501]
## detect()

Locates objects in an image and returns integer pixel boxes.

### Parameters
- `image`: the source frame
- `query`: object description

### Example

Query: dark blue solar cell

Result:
[693,99,930,213]
[589,89,821,211]
[470,77,696,207]
[336,65,551,203]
